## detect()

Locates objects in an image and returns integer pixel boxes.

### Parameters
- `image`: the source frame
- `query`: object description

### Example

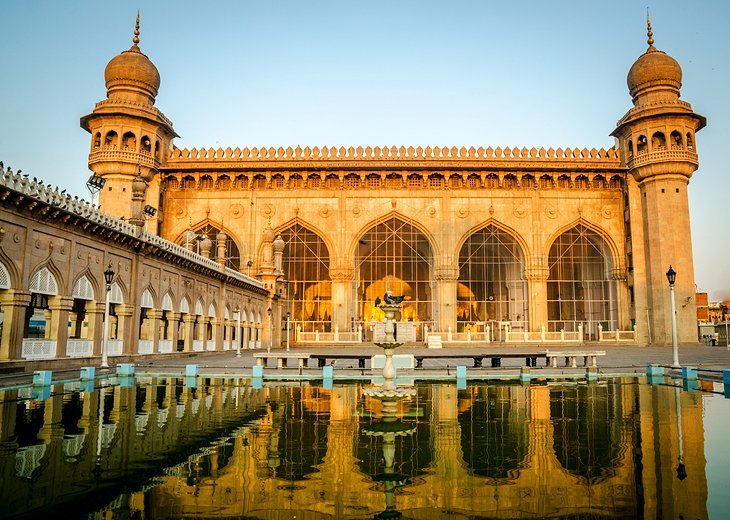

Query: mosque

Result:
[81,14,705,346]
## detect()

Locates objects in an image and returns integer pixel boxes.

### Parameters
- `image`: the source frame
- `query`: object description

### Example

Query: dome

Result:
[104,45,160,97]
[627,46,682,97]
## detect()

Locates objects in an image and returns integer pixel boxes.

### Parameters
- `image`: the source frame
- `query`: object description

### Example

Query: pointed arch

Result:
[455,219,531,261]
[224,305,231,320]
[276,220,334,332]
[353,213,436,323]
[348,210,440,258]
[240,308,248,322]
[109,281,125,304]
[29,266,60,296]
[0,260,13,290]
[72,273,96,301]
[273,217,335,259]
[194,297,205,316]
[0,248,20,290]
[179,296,191,315]
[140,287,155,309]
[175,219,242,271]
[543,217,621,270]
[456,222,529,330]
[161,291,174,312]
[207,302,217,318]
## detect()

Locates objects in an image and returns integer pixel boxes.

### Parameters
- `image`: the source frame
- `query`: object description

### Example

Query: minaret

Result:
[80,12,177,233]
[611,15,706,345]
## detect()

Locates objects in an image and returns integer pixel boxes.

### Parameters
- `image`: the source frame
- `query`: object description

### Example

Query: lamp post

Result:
[286,312,291,352]
[235,307,241,358]
[666,265,679,367]
[723,304,729,349]
[267,307,272,353]
[101,263,115,368]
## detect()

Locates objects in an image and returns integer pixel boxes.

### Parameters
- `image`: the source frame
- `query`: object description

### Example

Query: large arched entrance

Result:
[279,224,332,333]
[457,225,528,333]
[546,225,617,338]
[355,217,434,340]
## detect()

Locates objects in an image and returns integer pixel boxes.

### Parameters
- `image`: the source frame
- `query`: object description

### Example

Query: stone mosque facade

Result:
[82,17,705,346]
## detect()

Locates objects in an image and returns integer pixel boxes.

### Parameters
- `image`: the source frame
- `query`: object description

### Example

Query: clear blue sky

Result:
[1,1,728,299]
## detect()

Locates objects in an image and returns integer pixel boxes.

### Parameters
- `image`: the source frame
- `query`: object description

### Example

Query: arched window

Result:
[234,175,249,188]
[121,131,136,150]
[609,175,622,189]
[385,173,402,188]
[540,175,553,189]
[104,131,118,149]
[449,174,462,188]
[521,174,536,188]
[686,132,694,150]
[485,174,499,189]
[503,175,516,189]
[547,225,617,337]
[651,131,666,151]
[344,174,360,188]
[458,226,528,331]
[428,174,444,188]
[217,175,231,189]
[636,135,648,154]
[627,139,634,158]
[355,217,434,326]
[366,174,381,188]
[308,174,321,188]
[199,175,214,189]
[271,174,285,189]
[154,140,161,159]
[179,224,241,271]
[165,176,179,190]
[289,174,303,188]
[181,175,195,189]
[140,135,152,154]
[467,174,481,189]
[324,174,340,189]
[280,224,332,333]
[93,133,101,151]
[406,174,422,188]
[575,175,589,189]
[253,175,267,188]
[670,130,683,149]
[557,175,570,188]
[592,175,607,189]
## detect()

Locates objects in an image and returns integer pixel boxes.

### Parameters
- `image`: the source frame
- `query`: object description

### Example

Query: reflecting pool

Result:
[0,377,727,518]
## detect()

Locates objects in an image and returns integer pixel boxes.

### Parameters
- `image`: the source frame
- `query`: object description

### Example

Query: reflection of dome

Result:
[104,14,160,100]
[627,47,681,97]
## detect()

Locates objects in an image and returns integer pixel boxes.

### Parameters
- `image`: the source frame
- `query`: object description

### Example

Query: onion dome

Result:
[262,225,275,244]
[104,13,160,102]
[627,15,682,99]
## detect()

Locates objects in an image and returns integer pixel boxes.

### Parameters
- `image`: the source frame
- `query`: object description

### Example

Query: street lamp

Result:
[86,174,106,206]
[286,312,291,352]
[722,304,729,349]
[267,307,272,353]
[101,263,115,368]
[666,265,679,368]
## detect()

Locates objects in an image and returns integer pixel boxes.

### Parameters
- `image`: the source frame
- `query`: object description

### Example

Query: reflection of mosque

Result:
[0,382,709,518]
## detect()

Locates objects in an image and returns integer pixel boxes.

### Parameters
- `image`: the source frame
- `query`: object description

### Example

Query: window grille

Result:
[29,267,58,296]
[72,275,95,301]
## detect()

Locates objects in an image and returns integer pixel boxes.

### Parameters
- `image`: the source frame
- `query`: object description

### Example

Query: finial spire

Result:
[646,8,654,47]
[133,10,140,46]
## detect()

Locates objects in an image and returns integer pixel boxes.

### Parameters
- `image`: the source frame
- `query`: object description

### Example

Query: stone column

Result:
[0,290,31,361]
[168,312,181,350]
[115,304,136,354]
[145,309,163,353]
[434,266,459,333]
[209,317,220,350]
[196,316,208,342]
[525,263,549,333]
[329,266,353,335]
[611,268,630,331]
[216,232,227,270]
[182,314,196,352]
[47,296,73,358]
[86,302,105,356]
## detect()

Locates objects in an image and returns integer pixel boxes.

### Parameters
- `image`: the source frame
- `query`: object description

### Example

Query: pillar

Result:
[145,308,163,352]
[115,304,135,355]
[182,314,196,352]
[526,265,549,333]
[435,266,458,333]
[47,296,73,357]
[86,302,105,356]
[168,312,181,350]
[0,290,31,360]
[329,267,353,335]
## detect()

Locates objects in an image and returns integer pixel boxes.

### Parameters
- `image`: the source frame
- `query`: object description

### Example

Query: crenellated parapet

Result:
[168,144,619,163]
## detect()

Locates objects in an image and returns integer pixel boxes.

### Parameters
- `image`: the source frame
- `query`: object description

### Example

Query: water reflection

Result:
[0,379,715,518]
